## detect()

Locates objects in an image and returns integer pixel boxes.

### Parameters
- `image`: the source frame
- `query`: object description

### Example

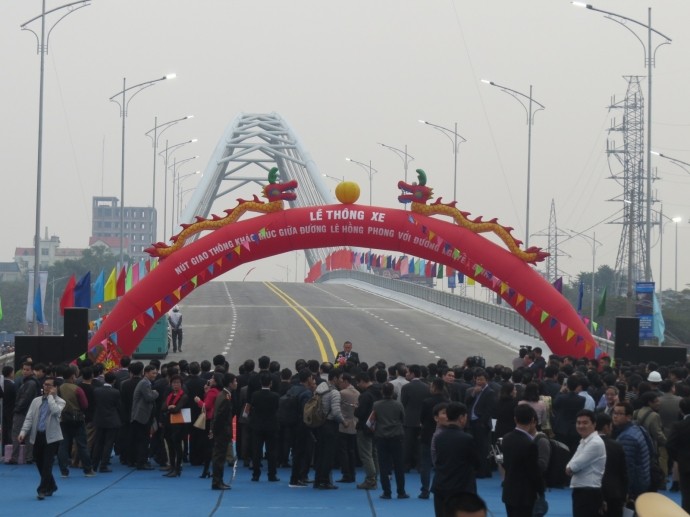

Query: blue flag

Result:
[33,285,44,324]
[577,282,584,313]
[92,270,105,305]
[75,271,92,308]
[653,292,665,344]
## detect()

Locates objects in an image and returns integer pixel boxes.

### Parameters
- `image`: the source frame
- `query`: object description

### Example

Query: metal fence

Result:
[319,269,614,356]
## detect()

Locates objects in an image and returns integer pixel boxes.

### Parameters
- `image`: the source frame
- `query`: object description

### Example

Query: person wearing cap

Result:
[168,307,183,353]
[647,371,662,389]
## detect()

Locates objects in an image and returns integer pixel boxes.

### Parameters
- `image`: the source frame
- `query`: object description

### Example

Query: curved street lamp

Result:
[109,73,176,268]
[418,121,465,203]
[573,2,672,282]
[21,0,91,333]
[482,80,545,249]
[145,115,193,231]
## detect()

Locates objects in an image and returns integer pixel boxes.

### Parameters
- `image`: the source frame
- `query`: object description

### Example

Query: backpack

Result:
[536,435,572,489]
[303,390,329,428]
[277,389,299,426]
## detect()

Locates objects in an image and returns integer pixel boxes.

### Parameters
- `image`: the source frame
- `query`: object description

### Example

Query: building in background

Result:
[90,196,156,262]
[14,230,84,274]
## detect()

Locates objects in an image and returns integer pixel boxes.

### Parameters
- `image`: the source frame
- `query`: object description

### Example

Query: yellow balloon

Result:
[335,181,360,204]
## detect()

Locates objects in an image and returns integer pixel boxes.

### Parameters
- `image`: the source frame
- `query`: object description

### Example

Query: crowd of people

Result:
[1,341,690,517]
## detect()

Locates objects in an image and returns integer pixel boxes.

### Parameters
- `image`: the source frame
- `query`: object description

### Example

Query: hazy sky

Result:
[2,0,689,288]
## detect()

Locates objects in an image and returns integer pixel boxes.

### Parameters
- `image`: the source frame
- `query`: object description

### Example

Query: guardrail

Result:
[318,269,614,356]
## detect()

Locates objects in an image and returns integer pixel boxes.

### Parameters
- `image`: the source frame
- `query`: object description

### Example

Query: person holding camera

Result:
[18,377,66,500]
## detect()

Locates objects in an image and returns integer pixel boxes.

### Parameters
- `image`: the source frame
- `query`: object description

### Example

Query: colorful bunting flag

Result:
[104,267,117,302]
[59,275,76,316]
[75,271,91,308]
[93,270,105,305]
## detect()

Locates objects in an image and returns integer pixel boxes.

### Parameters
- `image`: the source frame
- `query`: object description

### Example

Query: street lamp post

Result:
[109,73,176,268]
[346,158,379,271]
[144,115,193,239]
[418,121,465,202]
[159,139,197,241]
[378,143,414,184]
[482,80,545,249]
[21,0,91,333]
[566,229,602,332]
[673,217,682,292]
[169,157,199,234]
[176,170,201,226]
[345,158,378,206]
[573,3,672,282]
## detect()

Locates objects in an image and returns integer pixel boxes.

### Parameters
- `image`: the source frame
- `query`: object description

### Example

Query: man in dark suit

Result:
[334,341,359,366]
[91,371,122,472]
[501,404,544,517]
[553,375,586,453]
[465,369,496,478]
[211,373,236,490]
[130,365,159,470]
[596,412,628,517]
[431,402,480,517]
[400,365,429,479]
[667,397,690,513]
[118,361,142,466]
[249,371,280,482]
[185,362,207,466]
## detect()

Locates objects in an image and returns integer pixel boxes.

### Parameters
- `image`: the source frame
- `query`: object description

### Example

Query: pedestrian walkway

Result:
[1,460,682,516]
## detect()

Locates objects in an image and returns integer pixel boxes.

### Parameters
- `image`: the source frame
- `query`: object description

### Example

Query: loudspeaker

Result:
[633,346,687,366]
[615,317,640,361]
[64,308,89,349]
[14,335,85,370]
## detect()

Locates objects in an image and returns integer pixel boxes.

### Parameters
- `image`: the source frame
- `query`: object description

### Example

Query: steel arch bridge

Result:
[180,112,340,269]
[89,112,598,363]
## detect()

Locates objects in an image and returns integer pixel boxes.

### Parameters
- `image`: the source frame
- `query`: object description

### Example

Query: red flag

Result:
[59,275,76,316]
[116,266,127,297]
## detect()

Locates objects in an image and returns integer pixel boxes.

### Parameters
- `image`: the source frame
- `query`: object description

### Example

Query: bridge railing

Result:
[318,269,614,356]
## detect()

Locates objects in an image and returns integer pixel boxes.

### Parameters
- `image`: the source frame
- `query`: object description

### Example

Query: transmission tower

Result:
[606,76,649,297]
[546,199,558,283]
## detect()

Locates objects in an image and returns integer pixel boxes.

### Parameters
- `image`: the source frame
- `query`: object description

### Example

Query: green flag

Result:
[0,295,3,320]
[596,287,607,318]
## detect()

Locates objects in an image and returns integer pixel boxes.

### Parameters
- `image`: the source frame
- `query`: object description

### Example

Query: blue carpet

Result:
[0,461,683,516]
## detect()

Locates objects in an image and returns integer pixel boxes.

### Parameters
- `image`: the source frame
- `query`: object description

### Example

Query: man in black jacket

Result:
[596,413,628,517]
[465,369,496,478]
[553,375,586,453]
[249,372,280,482]
[354,371,382,490]
[401,365,429,474]
[431,402,480,517]
[667,397,690,513]
[334,341,360,366]
[501,404,544,517]
[91,372,122,472]
[211,373,236,490]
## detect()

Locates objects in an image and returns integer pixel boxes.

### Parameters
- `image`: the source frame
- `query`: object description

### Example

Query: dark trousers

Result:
[164,424,186,471]
[33,431,59,495]
[376,436,406,496]
[211,432,231,486]
[116,421,131,464]
[572,487,603,517]
[680,471,690,514]
[419,443,432,493]
[91,427,118,470]
[278,424,294,466]
[602,497,624,517]
[58,421,92,472]
[314,420,338,485]
[130,421,151,467]
[505,504,534,517]
[468,420,492,477]
[188,425,206,466]
[251,428,277,479]
[403,426,421,469]
[338,432,356,481]
[290,426,314,483]
[171,329,183,351]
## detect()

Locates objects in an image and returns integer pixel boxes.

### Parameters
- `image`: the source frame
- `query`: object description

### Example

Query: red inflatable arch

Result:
[89,204,598,361]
